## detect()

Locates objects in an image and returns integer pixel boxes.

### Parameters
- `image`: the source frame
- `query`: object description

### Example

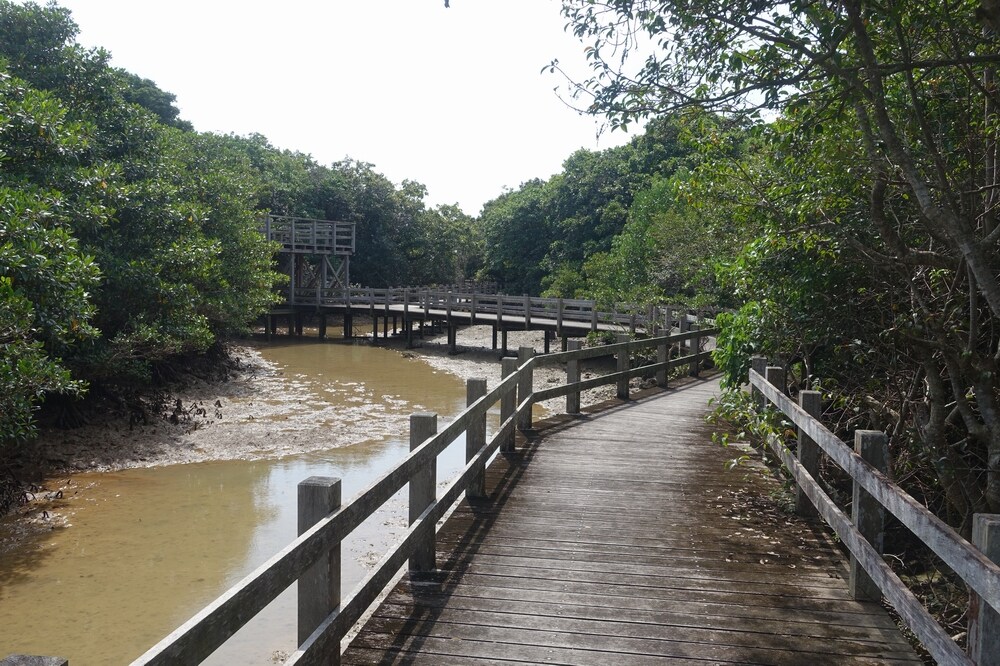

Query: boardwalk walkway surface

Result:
[343,377,920,665]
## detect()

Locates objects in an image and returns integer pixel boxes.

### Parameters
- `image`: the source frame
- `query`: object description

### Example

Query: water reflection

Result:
[0,339,470,665]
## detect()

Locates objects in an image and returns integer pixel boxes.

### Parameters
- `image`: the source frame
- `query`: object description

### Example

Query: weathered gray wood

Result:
[500,358,518,452]
[762,430,971,665]
[656,338,669,387]
[0,658,69,666]
[517,347,535,431]
[765,365,785,397]
[531,351,715,403]
[344,379,918,666]
[566,340,581,414]
[688,325,700,377]
[466,378,488,499]
[616,334,630,400]
[971,513,1000,665]
[409,413,438,573]
[290,399,512,665]
[797,391,821,517]
[751,370,1000,613]
[851,430,888,601]
[298,477,342,647]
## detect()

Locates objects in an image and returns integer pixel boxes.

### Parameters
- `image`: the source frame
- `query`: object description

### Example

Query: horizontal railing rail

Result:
[107,330,715,666]
[750,366,1000,665]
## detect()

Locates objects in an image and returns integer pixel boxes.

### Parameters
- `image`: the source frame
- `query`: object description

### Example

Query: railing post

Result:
[850,430,888,601]
[688,324,701,377]
[500,358,518,452]
[751,356,768,409]
[466,378,488,499]
[679,314,691,355]
[566,339,581,414]
[796,391,822,517]
[517,346,535,431]
[409,413,438,573]
[765,365,786,397]
[616,334,630,400]
[557,297,564,339]
[970,514,1000,665]
[297,476,342,648]
[656,335,669,387]
[523,295,532,329]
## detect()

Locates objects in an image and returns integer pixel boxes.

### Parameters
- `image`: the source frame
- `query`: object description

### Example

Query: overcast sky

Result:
[52,0,638,215]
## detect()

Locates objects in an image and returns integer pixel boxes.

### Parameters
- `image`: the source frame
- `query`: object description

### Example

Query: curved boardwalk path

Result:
[343,377,920,665]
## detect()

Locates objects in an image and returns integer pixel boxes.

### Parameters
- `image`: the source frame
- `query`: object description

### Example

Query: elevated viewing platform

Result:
[263,214,355,255]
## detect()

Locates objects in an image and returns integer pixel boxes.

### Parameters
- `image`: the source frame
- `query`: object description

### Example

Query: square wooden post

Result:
[466,378,488,499]
[409,413,438,573]
[656,335,669,387]
[616,334,630,400]
[796,391,822,517]
[500,358,518,452]
[970,513,1000,664]
[566,340,582,414]
[297,477,342,648]
[850,430,888,601]
[517,346,535,431]
[751,356,768,409]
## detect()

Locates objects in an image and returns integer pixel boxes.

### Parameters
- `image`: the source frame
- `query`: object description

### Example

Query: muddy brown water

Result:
[0,339,478,665]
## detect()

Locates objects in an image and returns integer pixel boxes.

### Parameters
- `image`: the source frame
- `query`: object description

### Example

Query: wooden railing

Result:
[750,363,1000,665]
[285,285,713,334]
[101,330,713,666]
[263,215,355,255]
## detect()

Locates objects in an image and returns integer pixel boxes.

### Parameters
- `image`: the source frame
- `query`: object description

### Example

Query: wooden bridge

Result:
[9,333,1000,665]
[261,214,704,355]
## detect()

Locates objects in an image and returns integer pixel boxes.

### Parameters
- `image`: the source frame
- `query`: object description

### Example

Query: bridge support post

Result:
[448,324,458,355]
[405,320,414,348]
[566,340,581,414]
[616,334,630,400]
[517,347,535,431]
[466,378,488,499]
[501,329,508,357]
[543,330,551,354]
[850,430,888,601]
[796,391,822,517]
[318,314,327,340]
[297,476,342,647]
[409,413,438,573]
[491,325,498,351]
[971,514,1000,665]
[343,313,352,339]
[500,358,518,452]
[295,313,303,337]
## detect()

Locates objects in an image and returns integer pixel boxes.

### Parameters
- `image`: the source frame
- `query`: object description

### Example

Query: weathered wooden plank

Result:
[363,607,919,660]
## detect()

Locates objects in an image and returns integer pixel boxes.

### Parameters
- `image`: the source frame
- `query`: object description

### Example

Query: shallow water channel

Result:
[0,339,476,664]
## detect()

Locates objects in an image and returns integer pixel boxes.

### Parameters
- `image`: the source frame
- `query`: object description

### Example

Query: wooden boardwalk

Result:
[343,378,920,665]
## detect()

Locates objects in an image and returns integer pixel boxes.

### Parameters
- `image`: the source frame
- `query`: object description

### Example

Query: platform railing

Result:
[750,365,1000,665]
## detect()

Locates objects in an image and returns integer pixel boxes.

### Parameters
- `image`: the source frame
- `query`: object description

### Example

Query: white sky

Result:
[52,0,638,216]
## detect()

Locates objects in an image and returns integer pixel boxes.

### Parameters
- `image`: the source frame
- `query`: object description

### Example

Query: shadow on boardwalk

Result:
[344,376,920,665]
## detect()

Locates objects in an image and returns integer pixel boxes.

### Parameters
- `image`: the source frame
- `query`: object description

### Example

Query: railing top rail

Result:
[749,370,1000,613]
